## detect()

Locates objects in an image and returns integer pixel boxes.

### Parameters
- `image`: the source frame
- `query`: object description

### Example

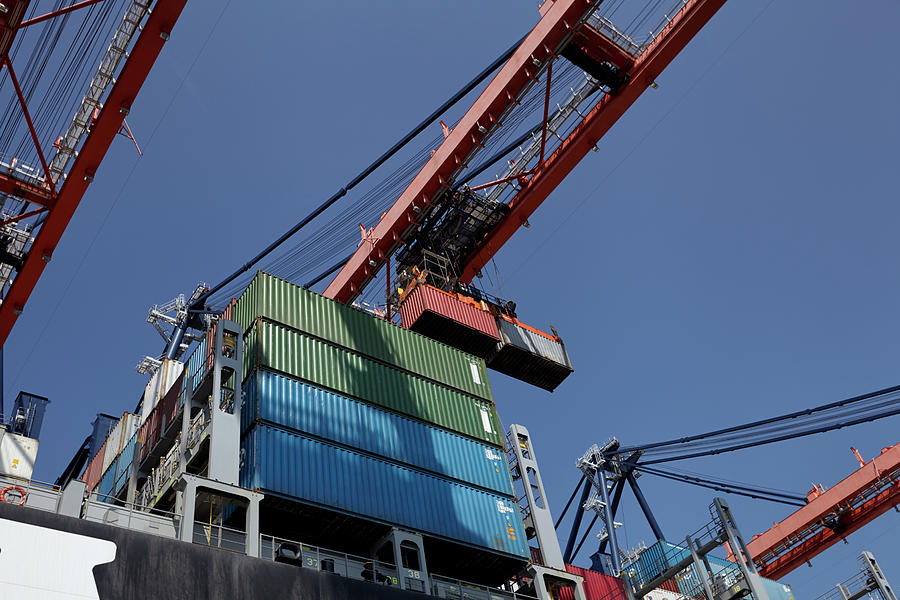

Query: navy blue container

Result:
[242,423,529,560]
[242,369,514,496]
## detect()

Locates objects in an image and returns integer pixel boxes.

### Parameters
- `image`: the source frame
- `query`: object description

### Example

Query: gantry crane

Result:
[322,0,727,304]
[745,444,900,580]
[0,0,188,345]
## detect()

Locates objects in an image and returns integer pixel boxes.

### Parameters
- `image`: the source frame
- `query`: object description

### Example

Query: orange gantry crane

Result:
[746,444,900,579]
[0,0,187,345]
[323,0,728,303]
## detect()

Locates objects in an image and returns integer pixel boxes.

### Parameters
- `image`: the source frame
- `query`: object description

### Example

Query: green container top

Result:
[244,318,504,447]
[232,271,492,401]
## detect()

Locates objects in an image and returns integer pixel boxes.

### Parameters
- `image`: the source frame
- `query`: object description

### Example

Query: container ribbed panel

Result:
[242,423,529,560]
[243,369,514,495]
[232,271,492,401]
[244,319,503,446]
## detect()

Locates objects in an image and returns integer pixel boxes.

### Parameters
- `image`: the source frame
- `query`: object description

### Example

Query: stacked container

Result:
[633,541,795,598]
[233,271,528,567]
[79,411,140,499]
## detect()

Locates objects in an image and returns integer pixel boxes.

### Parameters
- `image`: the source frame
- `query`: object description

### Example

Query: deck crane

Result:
[322,0,728,304]
[0,0,188,345]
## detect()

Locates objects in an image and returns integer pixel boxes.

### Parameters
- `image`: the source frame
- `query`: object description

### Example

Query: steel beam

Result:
[573,23,635,71]
[323,0,593,303]
[747,443,900,579]
[0,0,188,343]
[461,0,728,281]
[0,172,55,208]
[757,483,900,580]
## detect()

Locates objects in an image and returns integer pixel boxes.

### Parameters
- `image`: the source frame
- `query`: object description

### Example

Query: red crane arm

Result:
[0,0,188,344]
[0,173,54,209]
[745,443,900,580]
[322,0,594,304]
[460,0,727,282]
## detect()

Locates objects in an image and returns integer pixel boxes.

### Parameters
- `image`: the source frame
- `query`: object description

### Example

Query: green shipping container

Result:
[232,271,492,401]
[244,319,504,447]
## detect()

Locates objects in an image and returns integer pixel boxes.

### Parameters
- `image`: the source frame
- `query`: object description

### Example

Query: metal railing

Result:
[0,474,61,512]
[193,521,246,554]
[84,492,181,540]
[259,534,539,599]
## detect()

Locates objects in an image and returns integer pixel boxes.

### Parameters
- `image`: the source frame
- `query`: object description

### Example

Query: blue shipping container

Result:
[242,370,514,496]
[638,541,793,598]
[114,431,137,494]
[242,423,529,560]
[97,461,117,501]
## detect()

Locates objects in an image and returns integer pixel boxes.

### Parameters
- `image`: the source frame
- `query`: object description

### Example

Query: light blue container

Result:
[242,369,513,495]
[638,541,793,598]
[97,461,117,501]
[242,423,529,560]
[114,432,137,494]
[185,335,209,392]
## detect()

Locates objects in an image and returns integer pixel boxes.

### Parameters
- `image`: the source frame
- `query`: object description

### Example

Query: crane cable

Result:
[191,34,527,311]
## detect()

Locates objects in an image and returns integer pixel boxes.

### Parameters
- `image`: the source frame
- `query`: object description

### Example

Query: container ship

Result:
[0,1,898,599]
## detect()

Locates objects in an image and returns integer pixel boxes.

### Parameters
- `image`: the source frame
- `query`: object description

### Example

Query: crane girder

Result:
[0,0,188,344]
[323,0,596,304]
[460,0,728,282]
[744,443,900,580]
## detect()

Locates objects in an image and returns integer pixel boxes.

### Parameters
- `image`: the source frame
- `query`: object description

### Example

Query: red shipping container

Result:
[399,283,500,358]
[81,439,107,492]
[559,564,626,600]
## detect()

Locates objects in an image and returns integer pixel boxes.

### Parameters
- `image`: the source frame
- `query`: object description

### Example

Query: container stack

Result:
[627,540,796,600]
[232,271,529,583]
[80,411,139,501]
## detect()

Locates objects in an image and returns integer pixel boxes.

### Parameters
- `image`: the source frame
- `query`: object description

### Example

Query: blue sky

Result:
[5,1,900,596]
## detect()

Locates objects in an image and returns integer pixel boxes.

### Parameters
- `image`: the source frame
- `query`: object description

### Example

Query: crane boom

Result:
[0,0,188,344]
[323,0,594,303]
[745,443,900,580]
[460,0,726,281]
[324,0,728,302]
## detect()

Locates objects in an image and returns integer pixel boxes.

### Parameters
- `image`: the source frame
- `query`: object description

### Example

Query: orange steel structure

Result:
[0,0,188,344]
[745,443,900,580]
[324,0,728,303]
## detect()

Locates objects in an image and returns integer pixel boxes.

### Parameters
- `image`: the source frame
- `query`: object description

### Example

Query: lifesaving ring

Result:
[0,485,27,506]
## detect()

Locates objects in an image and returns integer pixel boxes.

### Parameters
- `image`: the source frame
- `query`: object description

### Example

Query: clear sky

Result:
[5,1,900,597]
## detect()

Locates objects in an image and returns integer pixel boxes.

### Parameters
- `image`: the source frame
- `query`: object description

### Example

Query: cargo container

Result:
[762,577,795,600]
[140,358,184,425]
[398,283,500,358]
[486,315,573,391]
[114,430,138,494]
[242,369,513,495]
[102,412,139,475]
[244,319,503,446]
[559,564,625,600]
[138,373,184,464]
[97,458,117,499]
[636,540,792,598]
[242,423,529,560]
[81,438,107,491]
[232,271,492,401]
[0,431,39,480]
